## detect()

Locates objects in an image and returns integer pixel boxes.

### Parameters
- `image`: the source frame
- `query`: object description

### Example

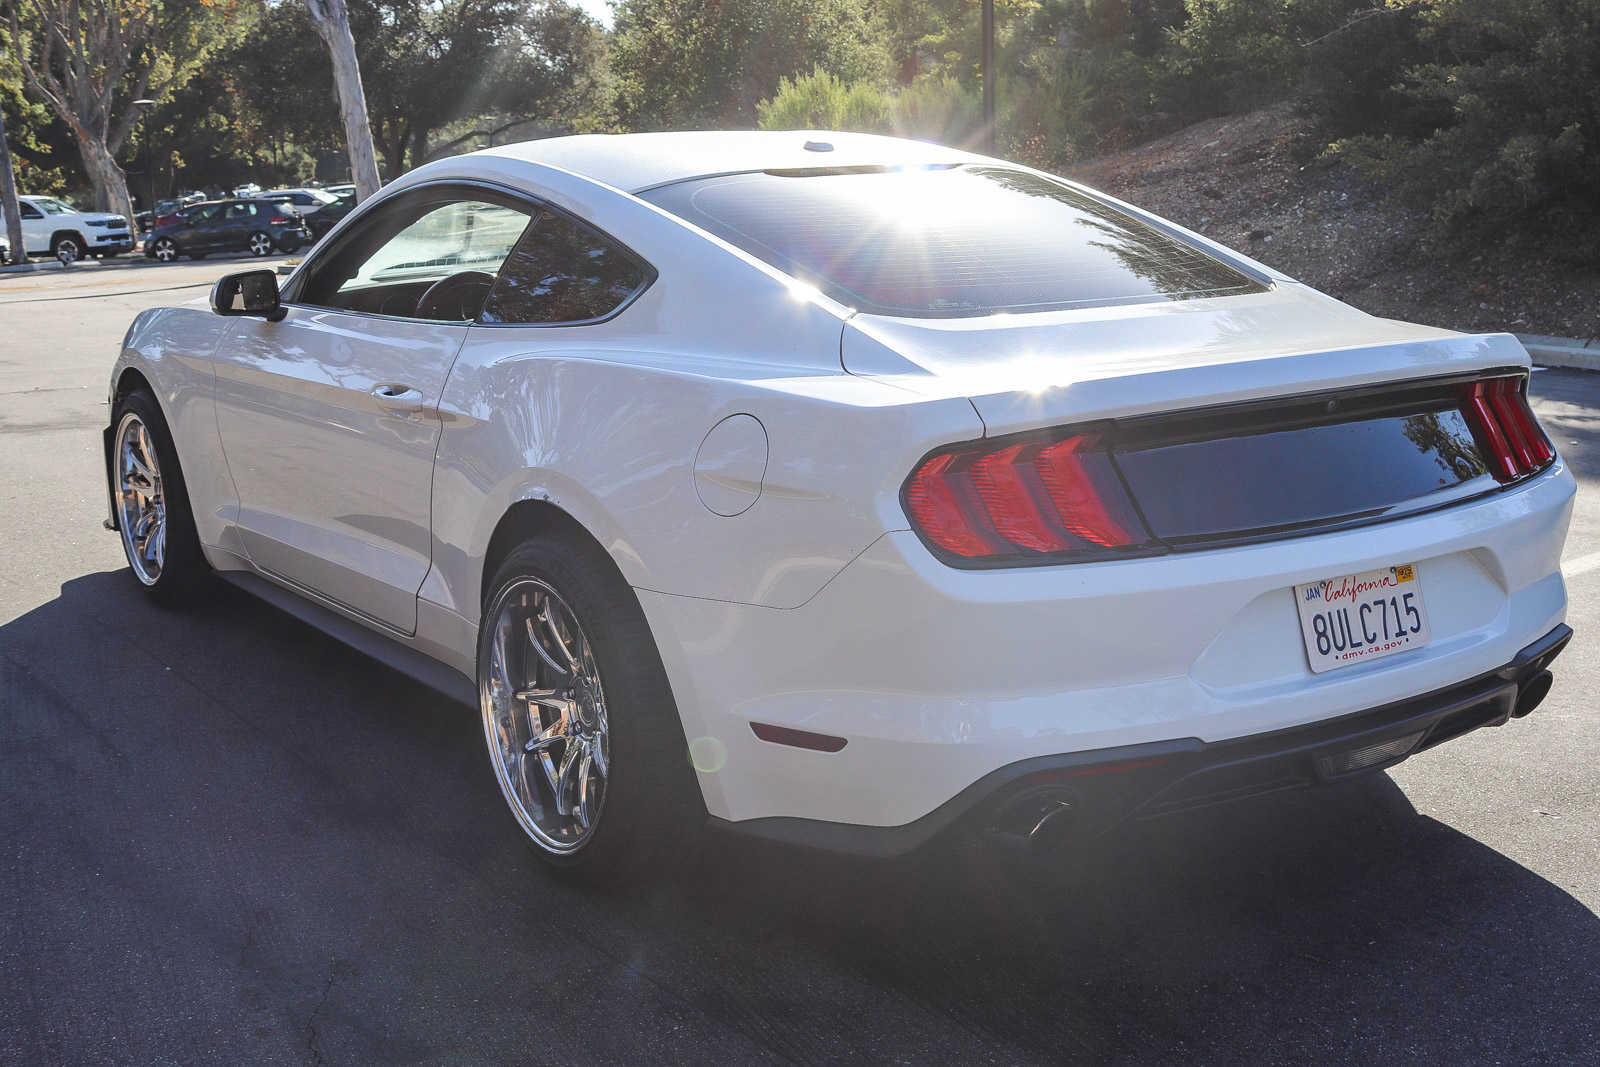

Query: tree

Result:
[610,0,888,130]
[303,0,382,199]
[0,103,25,263]
[6,0,239,221]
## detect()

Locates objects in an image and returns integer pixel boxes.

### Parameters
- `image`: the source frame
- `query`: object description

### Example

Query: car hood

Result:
[840,283,1528,436]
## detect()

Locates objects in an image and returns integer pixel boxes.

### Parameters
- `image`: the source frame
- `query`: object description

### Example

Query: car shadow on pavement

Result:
[4,569,1597,1063]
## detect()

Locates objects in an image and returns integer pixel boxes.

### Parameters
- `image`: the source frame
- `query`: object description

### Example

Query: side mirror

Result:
[211,269,285,321]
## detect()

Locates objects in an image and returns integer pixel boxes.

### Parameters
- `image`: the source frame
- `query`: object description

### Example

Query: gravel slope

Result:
[1070,104,1600,341]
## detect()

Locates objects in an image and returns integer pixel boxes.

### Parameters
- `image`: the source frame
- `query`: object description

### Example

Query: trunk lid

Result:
[841,284,1530,435]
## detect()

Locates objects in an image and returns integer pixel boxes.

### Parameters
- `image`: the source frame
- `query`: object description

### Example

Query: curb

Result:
[1519,333,1600,373]
[0,262,42,274]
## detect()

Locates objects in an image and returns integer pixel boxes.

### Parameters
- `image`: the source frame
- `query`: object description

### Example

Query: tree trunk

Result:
[0,106,27,264]
[409,124,430,171]
[376,119,409,179]
[305,0,382,201]
[77,133,137,226]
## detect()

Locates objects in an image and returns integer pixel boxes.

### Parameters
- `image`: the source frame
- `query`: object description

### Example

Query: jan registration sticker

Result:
[1294,563,1430,674]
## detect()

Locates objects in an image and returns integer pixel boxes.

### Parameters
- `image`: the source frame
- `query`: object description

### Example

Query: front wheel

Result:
[478,537,698,880]
[111,390,209,603]
[150,237,178,263]
[247,230,273,257]
[51,233,82,262]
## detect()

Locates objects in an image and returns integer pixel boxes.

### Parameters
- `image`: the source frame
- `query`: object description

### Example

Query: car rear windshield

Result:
[641,165,1266,317]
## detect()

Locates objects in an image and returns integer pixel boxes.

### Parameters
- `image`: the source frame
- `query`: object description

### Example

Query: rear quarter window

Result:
[641,165,1266,318]
[478,210,652,325]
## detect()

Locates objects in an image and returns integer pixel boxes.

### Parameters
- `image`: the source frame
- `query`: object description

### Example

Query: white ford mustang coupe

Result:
[105,131,1574,877]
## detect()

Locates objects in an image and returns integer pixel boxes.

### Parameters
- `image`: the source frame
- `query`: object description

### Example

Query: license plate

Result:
[1294,563,1430,674]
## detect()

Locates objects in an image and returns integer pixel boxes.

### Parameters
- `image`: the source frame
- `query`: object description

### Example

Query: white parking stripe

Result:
[1563,550,1600,578]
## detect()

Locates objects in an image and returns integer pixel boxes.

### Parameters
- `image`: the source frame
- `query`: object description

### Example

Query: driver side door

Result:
[211,185,536,633]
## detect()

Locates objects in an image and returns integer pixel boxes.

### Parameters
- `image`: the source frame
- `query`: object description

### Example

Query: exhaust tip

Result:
[1513,670,1554,718]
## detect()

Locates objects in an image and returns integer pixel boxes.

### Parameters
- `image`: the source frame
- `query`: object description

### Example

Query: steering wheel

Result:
[415,270,497,321]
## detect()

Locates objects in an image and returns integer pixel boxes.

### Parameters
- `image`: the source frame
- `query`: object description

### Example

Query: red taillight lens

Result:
[269,215,292,225]
[1460,375,1555,483]
[904,432,1154,564]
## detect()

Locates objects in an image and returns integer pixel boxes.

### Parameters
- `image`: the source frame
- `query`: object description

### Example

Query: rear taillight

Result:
[1460,375,1554,482]
[269,215,293,225]
[904,431,1156,564]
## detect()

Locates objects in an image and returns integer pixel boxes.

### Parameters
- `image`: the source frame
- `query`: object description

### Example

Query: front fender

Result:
[107,305,239,549]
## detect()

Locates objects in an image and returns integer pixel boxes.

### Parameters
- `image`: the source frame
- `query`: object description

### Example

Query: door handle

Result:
[371,383,426,414]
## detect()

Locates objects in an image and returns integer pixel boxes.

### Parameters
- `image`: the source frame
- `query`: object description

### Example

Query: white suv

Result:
[17,195,135,261]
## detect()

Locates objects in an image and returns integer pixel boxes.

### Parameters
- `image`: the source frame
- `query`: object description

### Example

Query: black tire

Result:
[110,389,210,605]
[247,230,273,257]
[478,535,700,881]
[150,236,180,263]
[51,232,84,262]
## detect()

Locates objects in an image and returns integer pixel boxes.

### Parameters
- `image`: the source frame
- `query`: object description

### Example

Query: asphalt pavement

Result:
[2,260,1597,1065]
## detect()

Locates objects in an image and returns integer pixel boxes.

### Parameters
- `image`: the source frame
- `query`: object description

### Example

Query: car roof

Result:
[479,130,982,194]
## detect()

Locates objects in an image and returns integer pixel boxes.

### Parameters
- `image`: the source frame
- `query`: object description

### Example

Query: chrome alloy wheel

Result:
[248,231,273,256]
[115,411,166,585]
[151,237,177,262]
[481,577,611,853]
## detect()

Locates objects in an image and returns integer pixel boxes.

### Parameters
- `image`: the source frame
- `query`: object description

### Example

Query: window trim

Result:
[280,177,656,329]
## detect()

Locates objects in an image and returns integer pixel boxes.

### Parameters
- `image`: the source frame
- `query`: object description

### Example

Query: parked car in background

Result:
[143,198,311,262]
[105,132,1574,882]
[299,191,357,238]
[232,182,263,199]
[260,187,341,219]
[16,195,134,260]
[323,183,356,199]
[136,198,181,234]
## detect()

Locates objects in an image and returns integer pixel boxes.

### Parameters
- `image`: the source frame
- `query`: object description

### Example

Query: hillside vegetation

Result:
[1071,105,1600,339]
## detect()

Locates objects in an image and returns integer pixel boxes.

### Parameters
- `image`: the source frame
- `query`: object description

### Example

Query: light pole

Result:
[131,99,157,242]
[980,0,996,154]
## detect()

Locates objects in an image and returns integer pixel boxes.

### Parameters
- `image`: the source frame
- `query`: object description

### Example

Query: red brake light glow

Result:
[904,431,1154,564]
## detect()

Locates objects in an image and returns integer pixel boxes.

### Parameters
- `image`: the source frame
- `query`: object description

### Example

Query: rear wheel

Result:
[247,230,273,257]
[112,390,209,603]
[478,536,698,880]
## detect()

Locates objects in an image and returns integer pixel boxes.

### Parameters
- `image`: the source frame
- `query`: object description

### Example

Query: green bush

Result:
[890,75,983,147]
[1330,0,1600,241]
[755,69,891,132]
[756,70,981,149]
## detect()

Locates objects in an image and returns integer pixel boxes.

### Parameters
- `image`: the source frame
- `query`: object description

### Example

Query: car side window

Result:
[226,203,254,219]
[188,204,221,223]
[294,190,536,322]
[20,203,42,219]
[479,210,652,325]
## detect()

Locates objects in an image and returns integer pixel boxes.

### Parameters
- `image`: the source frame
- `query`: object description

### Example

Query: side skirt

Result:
[219,570,477,708]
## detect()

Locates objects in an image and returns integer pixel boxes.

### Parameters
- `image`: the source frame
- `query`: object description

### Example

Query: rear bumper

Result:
[641,461,1574,831]
[714,624,1573,857]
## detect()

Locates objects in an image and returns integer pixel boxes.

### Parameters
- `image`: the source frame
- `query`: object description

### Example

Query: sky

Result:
[575,0,613,27]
